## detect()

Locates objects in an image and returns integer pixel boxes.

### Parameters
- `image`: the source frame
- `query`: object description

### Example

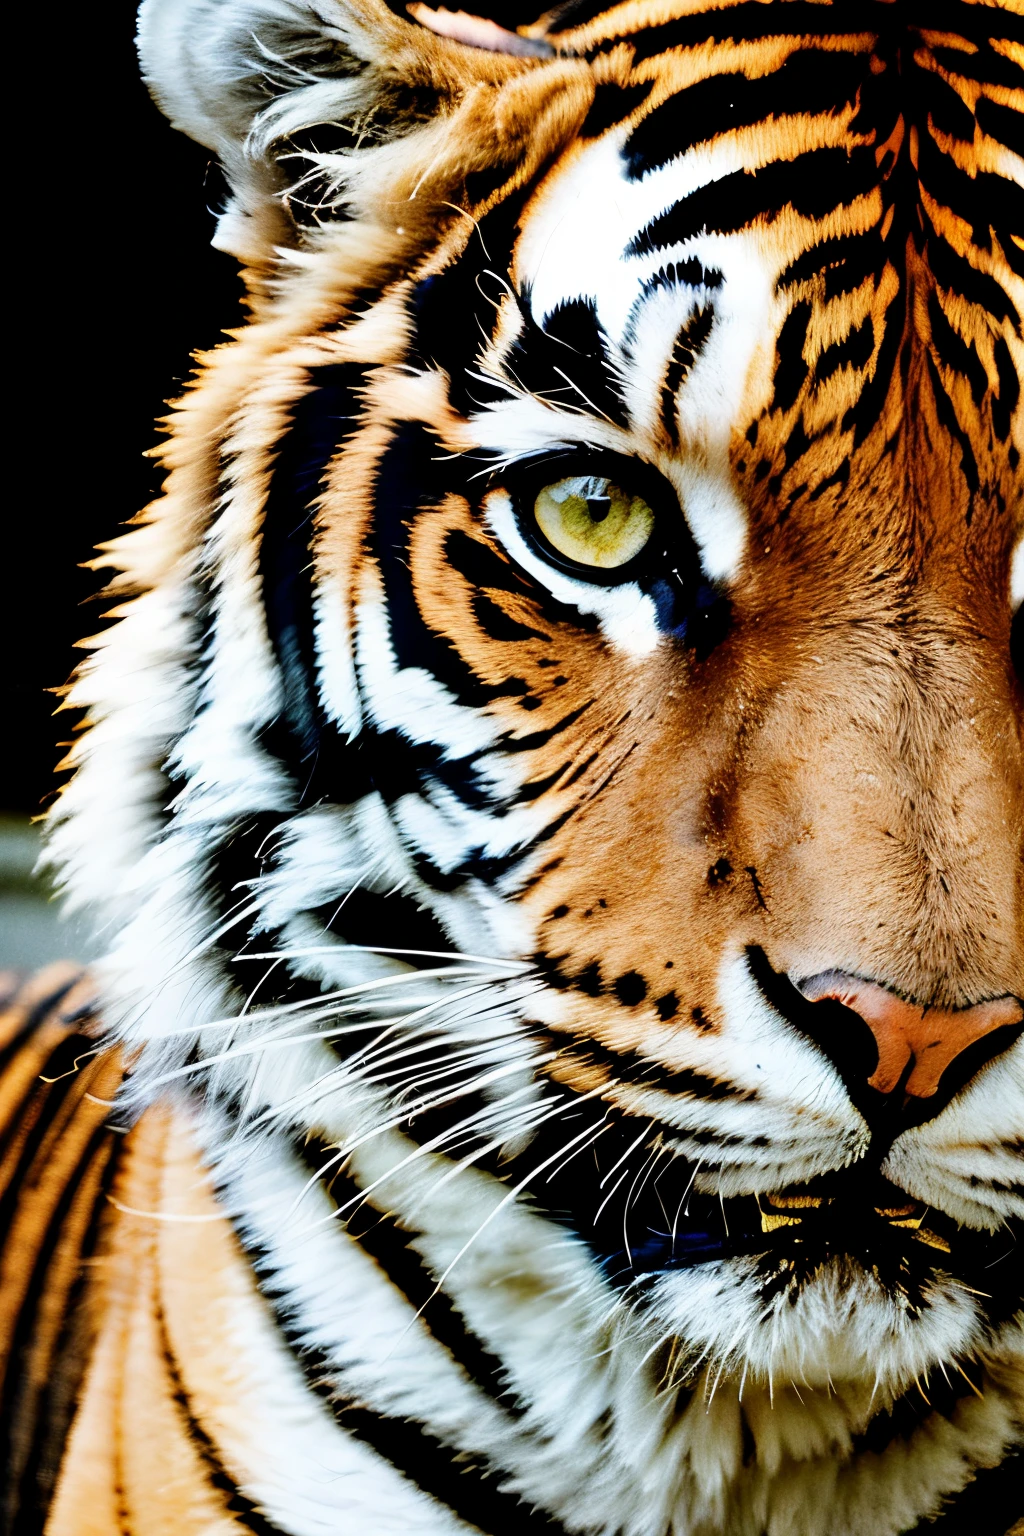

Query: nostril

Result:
[747,947,1024,1132]
[747,949,882,1116]
[800,972,1023,1099]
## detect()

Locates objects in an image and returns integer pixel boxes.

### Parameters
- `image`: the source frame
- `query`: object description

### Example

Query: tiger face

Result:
[54,0,1023,1516]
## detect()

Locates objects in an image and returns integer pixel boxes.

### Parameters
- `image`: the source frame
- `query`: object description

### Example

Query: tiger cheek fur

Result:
[19,1,1024,1534]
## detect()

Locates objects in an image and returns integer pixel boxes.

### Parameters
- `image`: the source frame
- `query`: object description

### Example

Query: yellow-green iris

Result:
[533,475,655,570]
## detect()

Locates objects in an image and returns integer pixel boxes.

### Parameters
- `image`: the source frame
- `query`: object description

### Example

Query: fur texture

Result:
[28,0,1024,1531]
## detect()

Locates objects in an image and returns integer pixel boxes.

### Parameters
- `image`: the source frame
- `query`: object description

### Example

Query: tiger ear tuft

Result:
[136,0,534,265]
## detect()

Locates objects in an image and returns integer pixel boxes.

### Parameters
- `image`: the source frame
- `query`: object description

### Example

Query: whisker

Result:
[143,972,529,1092]
[375,1092,610,1338]
[289,1080,552,1223]
[246,984,540,1118]
[246,944,532,970]
[599,1120,653,1191]
[321,1056,561,1178]
[145,966,519,1044]
[622,1142,668,1267]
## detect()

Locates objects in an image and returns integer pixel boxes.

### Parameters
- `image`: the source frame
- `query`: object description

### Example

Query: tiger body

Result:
[4,0,1023,1531]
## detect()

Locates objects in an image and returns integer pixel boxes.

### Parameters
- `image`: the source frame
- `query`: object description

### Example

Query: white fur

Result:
[883,1037,1024,1229]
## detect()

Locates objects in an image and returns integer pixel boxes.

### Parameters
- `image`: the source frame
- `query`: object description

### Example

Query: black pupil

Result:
[586,493,612,524]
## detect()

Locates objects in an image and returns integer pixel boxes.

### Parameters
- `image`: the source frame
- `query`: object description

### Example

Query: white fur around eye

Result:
[1012,535,1023,608]
[482,488,662,659]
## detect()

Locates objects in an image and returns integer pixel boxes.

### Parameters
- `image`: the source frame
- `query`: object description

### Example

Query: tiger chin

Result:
[12,0,1022,1533]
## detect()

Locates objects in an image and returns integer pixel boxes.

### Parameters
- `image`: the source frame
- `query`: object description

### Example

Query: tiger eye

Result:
[533,474,655,570]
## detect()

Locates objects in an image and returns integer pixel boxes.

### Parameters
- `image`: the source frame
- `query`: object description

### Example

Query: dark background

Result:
[3,0,546,820]
[3,1,243,816]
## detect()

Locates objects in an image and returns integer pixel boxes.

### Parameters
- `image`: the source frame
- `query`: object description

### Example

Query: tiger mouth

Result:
[596,1181,1019,1293]
[754,1187,948,1249]
[523,1135,1022,1301]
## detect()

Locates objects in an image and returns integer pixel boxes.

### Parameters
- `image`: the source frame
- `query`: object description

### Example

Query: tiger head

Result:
[55,0,1022,1460]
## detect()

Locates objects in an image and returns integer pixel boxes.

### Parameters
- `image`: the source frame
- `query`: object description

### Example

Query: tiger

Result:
[2,0,1022,1531]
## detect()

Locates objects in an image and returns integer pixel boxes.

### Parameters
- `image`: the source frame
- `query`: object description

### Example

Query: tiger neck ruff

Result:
[23,0,1024,1532]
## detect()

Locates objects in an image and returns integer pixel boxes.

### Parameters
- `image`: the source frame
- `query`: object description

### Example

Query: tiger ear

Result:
[136,0,547,265]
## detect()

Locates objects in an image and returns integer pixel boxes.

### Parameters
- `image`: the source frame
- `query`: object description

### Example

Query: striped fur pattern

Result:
[28,0,1024,1530]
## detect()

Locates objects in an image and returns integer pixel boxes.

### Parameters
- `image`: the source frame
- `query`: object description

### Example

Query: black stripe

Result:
[917,123,1024,272]
[813,315,874,386]
[155,1308,294,1536]
[928,30,1024,87]
[1,1123,123,1536]
[261,363,365,752]
[17,1131,121,1534]
[445,527,541,603]
[258,361,368,806]
[777,229,886,300]
[992,337,1021,443]
[0,1027,102,1235]
[236,1230,569,1536]
[838,285,905,449]
[771,300,812,415]
[499,703,593,755]
[501,296,629,430]
[926,230,1020,335]
[403,793,580,891]
[445,528,602,643]
[0,974,84,1081]
[624,47,867,180]
[546,1030,756,1104]
[925,64,978,143]
[336,1405,567,1536]
[660,307,716,441]
[628,144,879,258]
[410,190,530,416]
[371,422,529,710]
[297,1138,523,1411]
[579,78,654,139]
[471,589,551,645]
[588,0,1024,65]
[203,811,319,999]
[926,353,980,500]
[927,294,988,406]
[976,92,1024,160]
[624,262,723,354]
[515,761,574,803]
[314,886,453,964]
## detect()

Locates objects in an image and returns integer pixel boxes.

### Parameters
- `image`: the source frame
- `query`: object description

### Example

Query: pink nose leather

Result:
[800,975,1023,1098]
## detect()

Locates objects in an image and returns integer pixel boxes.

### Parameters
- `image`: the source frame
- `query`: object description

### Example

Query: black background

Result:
[3,1,243,815]
[2,0,555,818]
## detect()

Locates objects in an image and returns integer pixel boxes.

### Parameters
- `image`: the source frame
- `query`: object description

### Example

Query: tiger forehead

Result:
[446,8,1023,557]
[503,125,774,455]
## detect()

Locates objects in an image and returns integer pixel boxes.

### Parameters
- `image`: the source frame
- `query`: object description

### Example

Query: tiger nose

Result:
[800,973,1023,1098]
